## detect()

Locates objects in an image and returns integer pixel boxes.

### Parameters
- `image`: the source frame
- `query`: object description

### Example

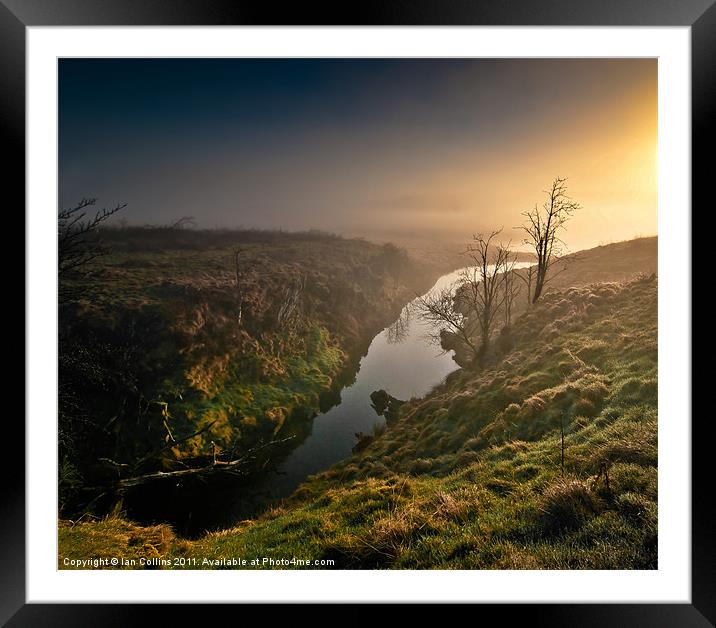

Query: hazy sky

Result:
[59,58,657,251]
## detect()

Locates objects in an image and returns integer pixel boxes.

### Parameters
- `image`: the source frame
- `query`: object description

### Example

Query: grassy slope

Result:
[544,236,657,290]
[60,242,657,569]
[444,237,657,366]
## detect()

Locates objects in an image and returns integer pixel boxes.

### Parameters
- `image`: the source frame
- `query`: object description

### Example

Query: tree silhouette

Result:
[58,198,126,302]
[519,177,580,303]
[416,229,515,362]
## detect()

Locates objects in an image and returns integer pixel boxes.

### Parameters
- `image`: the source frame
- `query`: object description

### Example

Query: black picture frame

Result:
[6,0,710,624]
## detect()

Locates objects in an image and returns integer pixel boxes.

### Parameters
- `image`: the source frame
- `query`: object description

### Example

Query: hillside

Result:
[443,236,657,365]
[541,236,657,290]
[58,228,449,519]
[59,237,658,569]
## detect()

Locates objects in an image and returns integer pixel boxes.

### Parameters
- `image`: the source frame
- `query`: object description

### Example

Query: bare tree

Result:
[416,229,514,362]
[415,282,481,361]
[518,263,537,307]
[519,177,581,303]
[459,229,514,355]
[58,198,126,302]
[386,305,412,344]
[168,215,197,230]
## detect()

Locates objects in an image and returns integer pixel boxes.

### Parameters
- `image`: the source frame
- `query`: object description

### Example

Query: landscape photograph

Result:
[57,57,658,570]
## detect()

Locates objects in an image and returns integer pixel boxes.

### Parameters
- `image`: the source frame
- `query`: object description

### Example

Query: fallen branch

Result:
[113,436,295,490]
[129,419,219,473]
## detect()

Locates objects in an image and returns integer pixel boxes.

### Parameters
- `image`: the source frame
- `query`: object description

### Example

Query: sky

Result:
[59,58,657,252]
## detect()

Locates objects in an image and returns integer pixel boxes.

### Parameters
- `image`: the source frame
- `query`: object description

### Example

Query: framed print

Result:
[6,0,711,623]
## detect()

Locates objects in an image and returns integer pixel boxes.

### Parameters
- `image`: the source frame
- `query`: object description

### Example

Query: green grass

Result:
[158,323,347,457]
[59,273,657,569]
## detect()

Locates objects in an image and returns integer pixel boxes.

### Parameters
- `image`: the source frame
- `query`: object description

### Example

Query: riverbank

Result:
[59,228,456,527]
[109,265,466,536]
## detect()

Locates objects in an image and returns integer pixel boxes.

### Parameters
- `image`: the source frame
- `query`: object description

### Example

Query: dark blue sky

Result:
[58,58,657,247]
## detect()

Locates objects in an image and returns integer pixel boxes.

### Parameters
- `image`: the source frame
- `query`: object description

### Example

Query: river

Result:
[247,267,467,501]
[124,264,530,535]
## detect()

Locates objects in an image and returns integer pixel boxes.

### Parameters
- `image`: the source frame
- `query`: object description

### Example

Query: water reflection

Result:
[385,305,412,344]
[241,268,475,506]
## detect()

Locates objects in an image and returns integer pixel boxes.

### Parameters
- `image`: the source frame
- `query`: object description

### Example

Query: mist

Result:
[59,58,656,252]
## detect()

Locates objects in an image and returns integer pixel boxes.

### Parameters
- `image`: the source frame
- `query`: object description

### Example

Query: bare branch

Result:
[58,198,127,302]
[517,178,580,303]
[415,229,518,362]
